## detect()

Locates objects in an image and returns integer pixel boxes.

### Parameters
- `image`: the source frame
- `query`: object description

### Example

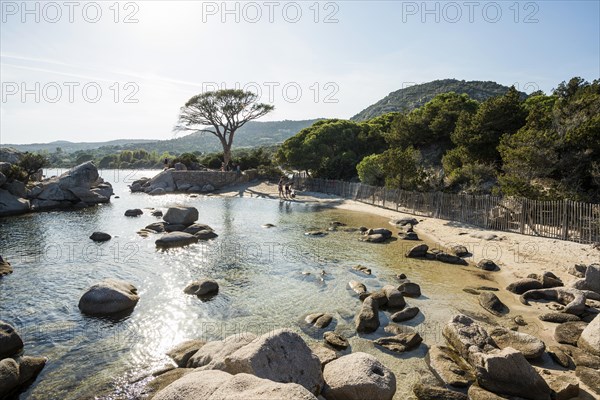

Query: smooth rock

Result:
[398,281,421,297]
[306,313,333,329]
[507,278,543,294]
[476,259,498,271]
[183,223,213,235]
[391,306,419,322]
[78,279,139,315]
[450,245,469,257]
[184,279,219,297]
[153,370,318,400]
[187,333,257,369]
[0,358,19,397]
[155,232,199,248]
[89,231,111,242]
[324,332,349,350]
[488,327,545,359]
[145,222,165,233]
[406,244,429,258]
[17,356,46,385]
[124,208,143,217]
[478,292,508,316]
[577,314,600,356]
[322,352,396,400]
[194,230,218,240]
[166,339,206,367]
[223,328,323,394]
[382,285,406,309]
[163,206,198,226]
[348,281,367,296]
[354,296,379,333]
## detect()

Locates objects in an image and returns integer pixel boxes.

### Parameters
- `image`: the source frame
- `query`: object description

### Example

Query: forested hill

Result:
[5,119,322,155]
[351,79,526,121]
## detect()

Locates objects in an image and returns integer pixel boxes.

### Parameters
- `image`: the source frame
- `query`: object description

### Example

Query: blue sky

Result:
[1,0,599,144]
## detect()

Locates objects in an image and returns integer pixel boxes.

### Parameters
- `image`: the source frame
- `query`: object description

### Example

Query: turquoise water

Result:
[0,169,493,399]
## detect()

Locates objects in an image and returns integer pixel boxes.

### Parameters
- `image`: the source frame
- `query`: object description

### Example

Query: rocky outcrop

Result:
[153,370,318,400]
[1,162,114,217]
[578,314,600,357]
[78,279,140,315]
[166,339,206,367]
[187,333,257,369]
[222,329,323,394]
[322,352,396,400]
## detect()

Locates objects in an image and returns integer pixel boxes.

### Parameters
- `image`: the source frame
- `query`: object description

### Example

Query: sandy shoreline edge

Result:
[216,180,599,291]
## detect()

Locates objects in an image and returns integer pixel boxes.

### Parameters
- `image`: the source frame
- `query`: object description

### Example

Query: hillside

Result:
[4,119,322,155]
[351,79,526,121]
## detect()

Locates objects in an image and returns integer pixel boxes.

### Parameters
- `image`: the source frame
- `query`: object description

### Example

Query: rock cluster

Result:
[0,161,113,217]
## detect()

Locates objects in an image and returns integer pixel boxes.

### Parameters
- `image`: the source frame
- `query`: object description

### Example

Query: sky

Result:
[1,0,599,144]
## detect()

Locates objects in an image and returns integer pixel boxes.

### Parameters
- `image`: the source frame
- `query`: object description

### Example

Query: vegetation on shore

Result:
[277,77,600,202]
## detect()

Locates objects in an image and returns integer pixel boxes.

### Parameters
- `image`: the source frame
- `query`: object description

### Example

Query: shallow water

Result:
[0,169,499,399]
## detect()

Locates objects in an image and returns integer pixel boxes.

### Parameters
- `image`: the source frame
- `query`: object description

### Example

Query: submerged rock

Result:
[305,313,333,329]
[89,231,111,242]
[155,232,199,248]
[324,332,349,350]
[322,352,396,400]
[78,279,139,315]
[184,279,219,297]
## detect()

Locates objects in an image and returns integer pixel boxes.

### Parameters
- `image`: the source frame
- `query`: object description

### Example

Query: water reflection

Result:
[0,170,494,400]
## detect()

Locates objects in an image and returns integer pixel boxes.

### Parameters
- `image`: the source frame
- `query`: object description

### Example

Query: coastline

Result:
[216,180,599,291]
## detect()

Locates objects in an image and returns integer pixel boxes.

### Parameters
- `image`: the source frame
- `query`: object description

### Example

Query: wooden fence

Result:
[294,177,600,244]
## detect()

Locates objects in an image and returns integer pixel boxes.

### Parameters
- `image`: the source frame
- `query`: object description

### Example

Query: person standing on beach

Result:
[278,177,285,198]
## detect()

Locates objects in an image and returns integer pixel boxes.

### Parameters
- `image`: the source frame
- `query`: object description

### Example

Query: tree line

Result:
[276,77,600,202]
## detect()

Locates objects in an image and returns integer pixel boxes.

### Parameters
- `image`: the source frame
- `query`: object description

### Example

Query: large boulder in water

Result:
[354,296,380,333]
[222,329,323,394]
[0,321,23,359]
[153,370,318,400]
[0,189,31,216]
[163,206,198,226]
[78,279,140,315]
[322,352,396,400]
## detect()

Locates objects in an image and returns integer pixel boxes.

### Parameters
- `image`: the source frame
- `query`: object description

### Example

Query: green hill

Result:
[351,79,526,121]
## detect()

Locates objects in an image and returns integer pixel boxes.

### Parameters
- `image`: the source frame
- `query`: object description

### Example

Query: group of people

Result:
[278,177,295,199]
